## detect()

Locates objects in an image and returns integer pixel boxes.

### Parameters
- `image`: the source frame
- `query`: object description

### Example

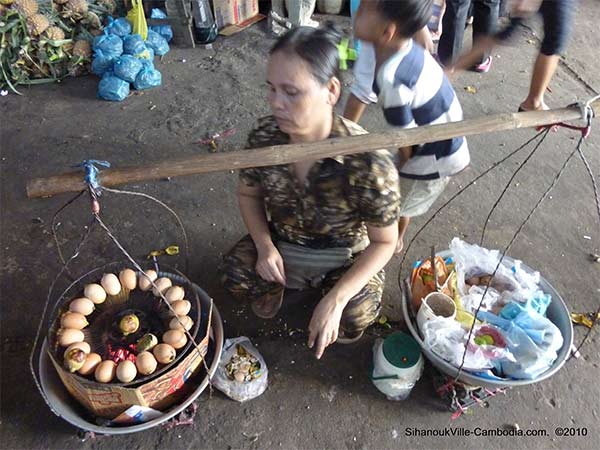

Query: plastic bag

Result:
[91,50,116,76]
[98,72,130,101]
[450,238,540,306]
[127,0,148,40]
[123,34,147,56]
[478,308,563,379]
[135,45,154,62]
[145,29,169,56]
[149,8,173,42]
[93,33,123,60]
[106,17,132,37]
[213,337,268,402]
[113,55,143,83]
[410,256,449,308]
[422,318,494,371]
[134,66,161,90]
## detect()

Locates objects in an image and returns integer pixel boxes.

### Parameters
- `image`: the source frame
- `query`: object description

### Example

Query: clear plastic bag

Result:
[146,30,169,56]
[113,55,143,83]
[134,67,161,90]
[213,337,268,402]
[98,72,130,101]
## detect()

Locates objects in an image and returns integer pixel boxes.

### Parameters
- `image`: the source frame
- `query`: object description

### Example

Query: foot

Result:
[472,56,492,73]
[518,101,558,132]
[336,330,364,344]
[250,290,284,319]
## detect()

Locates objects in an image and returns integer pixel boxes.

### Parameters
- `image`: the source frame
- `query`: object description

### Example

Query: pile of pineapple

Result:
[0,0,118,94]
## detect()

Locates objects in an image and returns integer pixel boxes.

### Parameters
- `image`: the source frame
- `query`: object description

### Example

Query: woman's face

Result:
[267,50,338,136]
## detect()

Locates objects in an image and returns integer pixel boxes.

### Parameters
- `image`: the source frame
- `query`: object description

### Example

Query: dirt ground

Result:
[2,2,600,449]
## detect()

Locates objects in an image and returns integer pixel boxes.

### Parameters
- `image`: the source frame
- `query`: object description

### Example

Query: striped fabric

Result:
[374,39,470,180]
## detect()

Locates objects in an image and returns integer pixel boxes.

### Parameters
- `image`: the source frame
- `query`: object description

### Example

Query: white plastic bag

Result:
[213,337,268,402]
[450,238,541,307]
[422,318,494,371]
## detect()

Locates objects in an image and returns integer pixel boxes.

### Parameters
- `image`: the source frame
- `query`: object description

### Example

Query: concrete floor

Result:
[1,2,600,449]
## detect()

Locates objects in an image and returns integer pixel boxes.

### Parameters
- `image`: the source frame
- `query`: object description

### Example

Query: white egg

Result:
[152,277,172,297]
[101,273,121,296]
[84,283,106,304]
[119,268,137,290]
[69,297,95,316]
[138,270,158,291]
[165,286,185,303]
[169,315,193,332]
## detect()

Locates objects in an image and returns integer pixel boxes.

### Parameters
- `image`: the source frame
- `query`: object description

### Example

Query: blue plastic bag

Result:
[93,33,123,60]
[149,8,173,43]
[106,17,132,37]
[123,34,146,56]
[145,29,169,56]
[98,72,130,101]
[113,55,143,83]
[91,49,117,76]
[477,309,563,379]
[134,67,162,90]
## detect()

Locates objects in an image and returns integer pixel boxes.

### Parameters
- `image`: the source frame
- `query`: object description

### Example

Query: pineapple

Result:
[45,25,65,40]
[72,39,91,58]
[61,0,87,19]
[27,13,49,36]
[13,0,38,17]
[84,11,100,29]
[96,0,115,14]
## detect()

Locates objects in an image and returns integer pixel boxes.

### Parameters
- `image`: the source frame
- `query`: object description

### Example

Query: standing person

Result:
[438,0,500,72]
[353,0,470,253]
[221,25,401,360]
[447,0,575,112]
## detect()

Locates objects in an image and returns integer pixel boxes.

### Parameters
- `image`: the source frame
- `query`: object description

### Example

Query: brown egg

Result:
[165,286,185,303]
[95,360,117,383]
[78,352,102,376]
[152,277,172,297]
[116,360,137,383]
[136,351,158,375]
[100,273,121,296]
[60,311,89,330]
[163,329,187,349]
[138,269,158,291]
[58,328,85,347]
[119,268,137,290]
[153,343,176,364]
[84,283,107,304]
[169,315,193,332]
[64,341,91,356]
[169,300,191,316]
[69,297,95,316]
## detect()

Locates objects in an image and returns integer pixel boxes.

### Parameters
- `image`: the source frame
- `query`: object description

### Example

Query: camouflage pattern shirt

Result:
[240,115,401,249]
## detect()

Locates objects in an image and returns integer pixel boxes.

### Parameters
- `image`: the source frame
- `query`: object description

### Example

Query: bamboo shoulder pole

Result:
[26,106,592,199]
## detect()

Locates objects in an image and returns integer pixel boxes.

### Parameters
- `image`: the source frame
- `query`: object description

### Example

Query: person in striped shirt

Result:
[354,0,470,253]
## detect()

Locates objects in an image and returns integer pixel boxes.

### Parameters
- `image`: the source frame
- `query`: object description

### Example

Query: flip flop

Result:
[250,289,284,319]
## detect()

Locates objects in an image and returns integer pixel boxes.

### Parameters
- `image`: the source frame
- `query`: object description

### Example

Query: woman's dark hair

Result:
[270,23,342,85]
[377,0,433,38]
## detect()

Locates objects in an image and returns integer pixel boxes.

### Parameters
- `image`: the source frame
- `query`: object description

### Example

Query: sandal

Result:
[250,289,284,319]
[518,105,558,132]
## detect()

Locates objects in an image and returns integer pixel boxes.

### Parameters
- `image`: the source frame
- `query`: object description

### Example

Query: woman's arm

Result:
[308,222,398,359]
[238,182,286,285]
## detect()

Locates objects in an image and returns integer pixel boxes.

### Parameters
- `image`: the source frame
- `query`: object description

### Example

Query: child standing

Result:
[354,0,470,252]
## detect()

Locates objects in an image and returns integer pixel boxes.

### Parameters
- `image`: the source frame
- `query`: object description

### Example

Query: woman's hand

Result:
[255,242,286,286]
[308,293,345,359]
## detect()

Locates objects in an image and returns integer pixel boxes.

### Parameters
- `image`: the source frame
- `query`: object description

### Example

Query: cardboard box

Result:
[50,330,210,419]
[212,0,259,30]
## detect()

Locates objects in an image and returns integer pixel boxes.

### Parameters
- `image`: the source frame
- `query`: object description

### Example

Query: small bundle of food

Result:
[225,344,262,383]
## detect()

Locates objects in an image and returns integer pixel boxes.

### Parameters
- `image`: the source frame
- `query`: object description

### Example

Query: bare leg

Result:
[343,94,369,124]
[396,216,410,254]
[520,52,560,111]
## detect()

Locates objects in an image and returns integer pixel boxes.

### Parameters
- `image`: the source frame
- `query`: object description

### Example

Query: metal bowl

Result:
[401,251,573,389]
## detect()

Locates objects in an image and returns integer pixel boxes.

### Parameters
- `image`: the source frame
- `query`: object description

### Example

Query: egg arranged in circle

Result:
[84,283,107,304]
[138,270,158,291]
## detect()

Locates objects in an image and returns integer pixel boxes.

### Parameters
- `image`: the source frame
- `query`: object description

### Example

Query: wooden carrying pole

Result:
[26,105,596,199]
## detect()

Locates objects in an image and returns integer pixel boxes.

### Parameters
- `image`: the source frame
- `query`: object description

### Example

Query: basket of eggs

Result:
[46,262,212,419]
